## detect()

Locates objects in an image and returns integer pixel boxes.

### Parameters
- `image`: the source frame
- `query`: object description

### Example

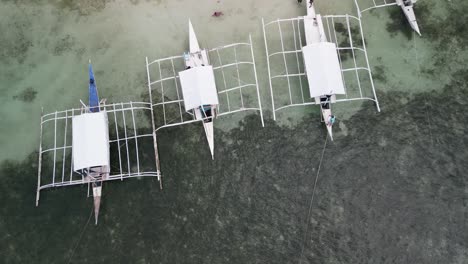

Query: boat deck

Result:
[184,50,209,68]
[303,16,321,44]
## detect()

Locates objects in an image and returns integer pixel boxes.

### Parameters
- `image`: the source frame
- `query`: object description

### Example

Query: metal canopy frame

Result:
[262,9,380,120]
[36,101,161,206]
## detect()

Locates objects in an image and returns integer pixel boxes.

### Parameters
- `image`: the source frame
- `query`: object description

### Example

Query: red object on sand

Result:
[212,11,224,17]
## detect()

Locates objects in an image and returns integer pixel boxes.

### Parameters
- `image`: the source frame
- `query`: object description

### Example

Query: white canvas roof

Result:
[72,111,110,171]
[179,66,219,110]
[302,42,346,98]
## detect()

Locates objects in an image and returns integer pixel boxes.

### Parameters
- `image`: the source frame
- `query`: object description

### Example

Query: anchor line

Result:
[298,132,328,263]
[66,205,94,264]
[413,32,434,145]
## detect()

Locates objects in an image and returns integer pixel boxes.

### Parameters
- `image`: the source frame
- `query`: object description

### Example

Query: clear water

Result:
[1,0,467,263]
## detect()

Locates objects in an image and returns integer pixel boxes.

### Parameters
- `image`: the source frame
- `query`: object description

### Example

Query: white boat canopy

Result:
[72,112,110,171]
[302,42,346,98]
[179,66,219,111]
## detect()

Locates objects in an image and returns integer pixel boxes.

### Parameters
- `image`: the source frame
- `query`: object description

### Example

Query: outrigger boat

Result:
[179,20,218,159]
[396,0,421,36]
[262,1,380,141]
[302,2,346,140]
[145,21,264,167]
[36,62,161,224]
[75,61,109,225]
[88,62,107,225]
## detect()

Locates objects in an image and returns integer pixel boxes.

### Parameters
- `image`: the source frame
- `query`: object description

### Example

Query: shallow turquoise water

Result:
[1,0,467,263]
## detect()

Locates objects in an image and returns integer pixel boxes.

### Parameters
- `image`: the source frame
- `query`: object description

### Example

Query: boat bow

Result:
[397,0,421,36]
[189,20,201,53]
[88,62,100,113]
[203,121,215,160]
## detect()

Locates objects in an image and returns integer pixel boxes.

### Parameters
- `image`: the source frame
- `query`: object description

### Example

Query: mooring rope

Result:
[298,132,328,263]
[413,32,434,145]
[66,205,94,264]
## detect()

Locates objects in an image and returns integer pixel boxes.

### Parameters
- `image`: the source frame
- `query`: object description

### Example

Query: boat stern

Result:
[411,21,421,36]
[400,3,421,36]
[203,121,215,160]
[321,108,334,141]
[92,184,102,225]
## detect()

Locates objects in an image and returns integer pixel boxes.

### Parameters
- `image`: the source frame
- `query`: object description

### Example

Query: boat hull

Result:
[189,20,201,53]
[184,20,217,159]
[92,185,101,225]
[321,108,334,141]
[304,5,337,139]
[304,4,327,44]
[89,165,108,225]
[397,0,421,36]
[203,120,215,160]
[195,107,216,159]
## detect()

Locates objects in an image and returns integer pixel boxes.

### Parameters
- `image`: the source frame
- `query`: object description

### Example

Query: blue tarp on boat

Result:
[89,63,100,113]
